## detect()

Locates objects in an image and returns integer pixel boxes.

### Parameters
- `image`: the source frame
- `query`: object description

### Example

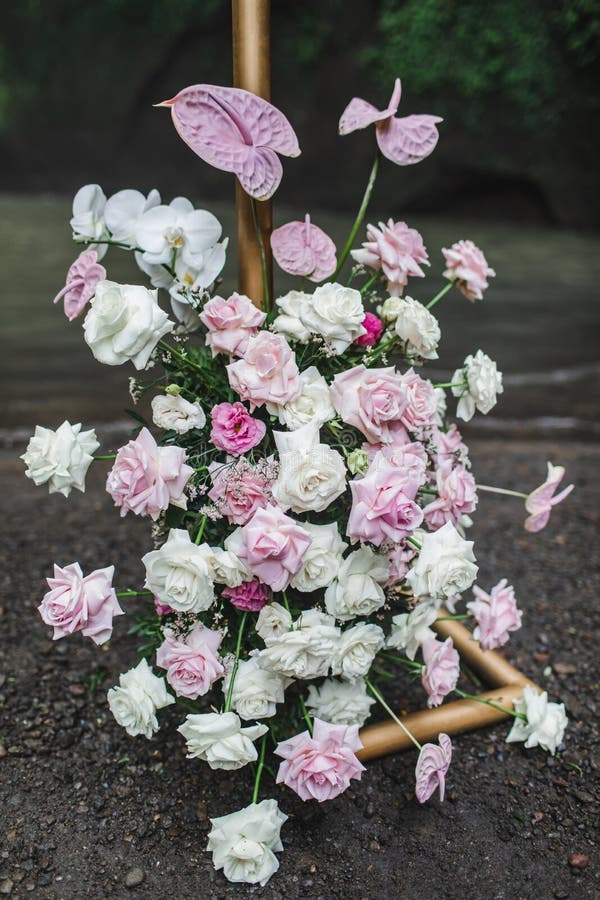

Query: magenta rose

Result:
[423,460,478,529]
[354,312,383,348]
[154,596,173,616]
[38,562,123,644]
[397,368,438,433]
[442,240,495,301]
[275,718,365,802]
[222,578,271,612]
[331,365,409,444]
[225,504,312,592]
[156,625,224,699]
[106,427,193,521]
[467,579,522,651]
[227,331,301,411]
[199,293,266,357]
[210,402,266,456]
[421,637,460,707]
[351,219,429,296]
[415,733,452,803]
[347,453,423,546]
[208,458,275,525]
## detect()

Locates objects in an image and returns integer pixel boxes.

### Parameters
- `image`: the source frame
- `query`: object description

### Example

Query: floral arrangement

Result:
[23,78,573,887]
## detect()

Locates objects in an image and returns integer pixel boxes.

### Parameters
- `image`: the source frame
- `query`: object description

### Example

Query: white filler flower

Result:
[178,712,268,770]
[306,678,375,727]
[21,421,99,497]
[394,296,441,360]
[207,799,287,886]
[142,528,215,613]
[107,658,174,738]
[452,349,503,422]
[506,686,568,755]
[406,521,478,604]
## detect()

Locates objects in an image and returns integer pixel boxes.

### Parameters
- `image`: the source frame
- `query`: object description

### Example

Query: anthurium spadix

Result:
[156,84,301,200]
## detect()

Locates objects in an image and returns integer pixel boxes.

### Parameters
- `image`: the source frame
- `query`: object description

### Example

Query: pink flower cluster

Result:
[222,578,271,612]
[156,625,224,699]
[208,457,275,525]
[354,312,383,348]
[39,563,123,644]
[467,579,522,651]
[200,293,266,357]
[351,219,429,296]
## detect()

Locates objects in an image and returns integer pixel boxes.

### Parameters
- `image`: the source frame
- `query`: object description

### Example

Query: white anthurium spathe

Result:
[70,184,109,259]
[135,196,223,268]
[104,188,161,246]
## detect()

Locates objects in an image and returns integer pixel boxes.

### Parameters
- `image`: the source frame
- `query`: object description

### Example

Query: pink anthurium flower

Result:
[271,214,337,281]
[339,77,442,166]
[157,84,300,200]
[524,462,574,533]
[53,250,106,321]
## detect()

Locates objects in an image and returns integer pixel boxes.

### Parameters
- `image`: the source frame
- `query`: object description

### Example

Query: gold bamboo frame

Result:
[231,0,536,759]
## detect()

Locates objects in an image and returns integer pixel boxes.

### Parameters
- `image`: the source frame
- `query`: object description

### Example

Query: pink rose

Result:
[354,312,383,347]
[415,733,452,803]
[368,440,428,483]
[199,293,266,357]
[331,365,408,444]
[156,625,224,699]
[423,460,478,529]
[106,427,193,520]
[347,452,423,546]
[421,637,460,707]
[429,424,470,468]
[210,402,266,456]
[208,458,275,525]
[524,462,574,533]
[53,250,106,321]
[467,579,522,651]
[227,332,301,411]
[397,368,438,433]
[38,563,123,644]
[386,541,417,586]
[275,718,365,802]
[226,505,312,592]
[222,578,271,612]
[442,240,495,301]
[351,219,429,296]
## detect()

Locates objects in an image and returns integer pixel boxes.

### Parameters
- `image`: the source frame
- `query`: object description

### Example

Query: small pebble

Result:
[125,867,145,888]
[568,852,589,870]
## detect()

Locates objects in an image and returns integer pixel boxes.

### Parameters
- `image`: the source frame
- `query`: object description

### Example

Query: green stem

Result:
[224,613,248,713]
[453,688,526,719]
[195,515,207,545]
[366,679,422,751]
[299,695,313,735]
[406,535,422,550]
[116,590,153,598]
[382,653,424,670]
[418,487,438,495]
[360,271,381,295]
[476,484,528,500]
[158,340,205,375]
[250,198,271,311]
[332,149,381,281]
[93,454,116,461]
[251,734,267,804]
[281,591,291,615]
[426,281,454,310]
[434,381,467,390]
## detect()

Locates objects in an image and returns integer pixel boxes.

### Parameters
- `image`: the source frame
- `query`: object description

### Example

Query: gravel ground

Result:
[0,439,598,900]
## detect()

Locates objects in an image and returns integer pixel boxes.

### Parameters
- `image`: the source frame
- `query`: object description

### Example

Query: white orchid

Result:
[70,184,109,258]
[135,196,223,268]
[104,188,161,246]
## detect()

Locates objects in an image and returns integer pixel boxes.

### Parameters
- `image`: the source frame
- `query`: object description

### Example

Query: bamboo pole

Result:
[232,0,273,307]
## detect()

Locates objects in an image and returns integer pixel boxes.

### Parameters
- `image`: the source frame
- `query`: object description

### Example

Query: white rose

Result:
[332,622,385,681]
[276,366,336,430]
[324,546,389,622]
[21,421,99,497]
[257,608,341,679]
[207,799,287,887]
[271,290,313,342]
[387,601,438,660]
[379,296,404,323]
[305,678,375,727]
[142,528,215,613]
[291,522,347,592]
[83,280,174,370]
[434,386,447,425]
[452,349,503,422]
[406,522,478,604]
[256,602,293,645]
[151,394,206,433]
[204,546,249,588]
[394,296,440,360]
[506,686,568,755]
[223,656,289,720]
[107,658,174,738]
[271,421,347,513]
[300,282,366,353]
[178,712,267,770]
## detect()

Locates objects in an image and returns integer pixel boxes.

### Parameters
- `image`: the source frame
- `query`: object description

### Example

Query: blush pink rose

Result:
[397,368,438,433]
[222,578,271,612]
[156,625,224,699]
[199,293,266,357]
[347,453,423,546]
[524,462,574,533]
[226,505,312,592]
[415,733,452,803]
[429,424,470,468]
[369,440,428,483]
[210,402,266,456]
[227,332,302,411]
[442,240,495,301]
[354,312,383,347]
[421,637,460,707]
[423,460,478,529]
[106,427,193,520]
[275,718,365,802]
[351,219,429,296]
[208,458,275,525]
[467,579,522,651]
[38,563,123,644]
[331,365,408,444]
[53,250,107,321]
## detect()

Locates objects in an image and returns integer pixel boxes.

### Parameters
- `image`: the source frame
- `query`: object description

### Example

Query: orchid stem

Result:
[250,197,271,311]
[333,149,381,281]
[476,484,528,500]
[251,734,267,804]
[366,679,422,751]
[426,281,453,309]
[116,590,153,598]
[224,613,248,713]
